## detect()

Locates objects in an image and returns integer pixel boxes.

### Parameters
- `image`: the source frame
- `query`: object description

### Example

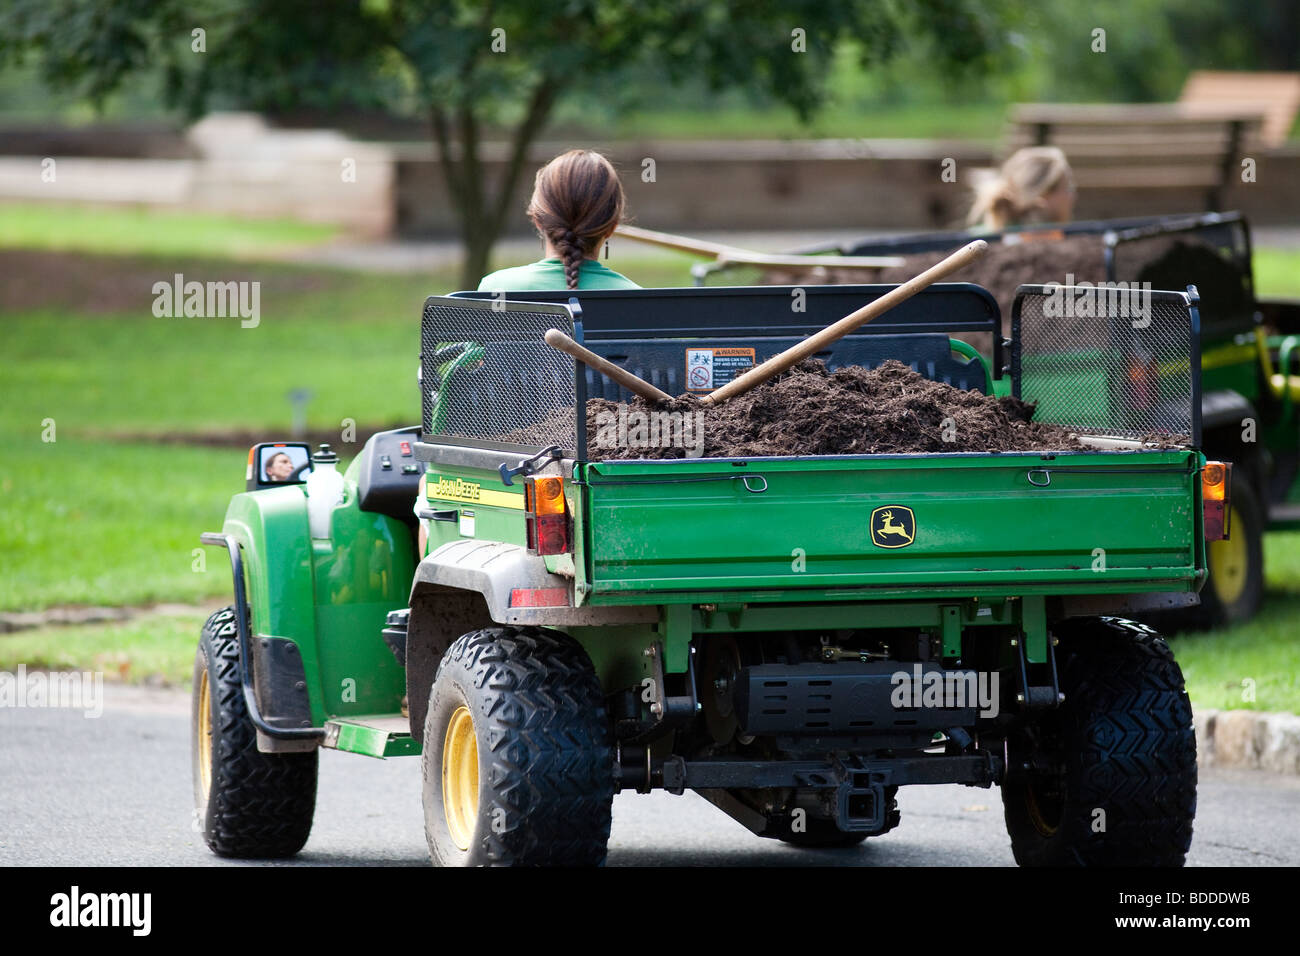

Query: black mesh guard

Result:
[420,296,577,453]
[1012,284,1202,447]
[1107,215,1253,339]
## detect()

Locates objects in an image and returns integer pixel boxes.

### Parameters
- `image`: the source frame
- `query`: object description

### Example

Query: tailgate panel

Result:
[583,452,1199,596]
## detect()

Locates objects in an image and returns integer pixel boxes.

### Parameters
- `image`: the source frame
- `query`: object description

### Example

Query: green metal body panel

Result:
[422,463,527,553]
[1198,332,1300,530]
[326,717,419,758]
[577,451,1202,601]
[1200,338,1259,403]
[567,622,666,695]
[629,594,1053,677]
[222,487,325,721]
[220,465,414,726]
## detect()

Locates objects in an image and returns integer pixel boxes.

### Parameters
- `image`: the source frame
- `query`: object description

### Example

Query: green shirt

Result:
[477,257,640,292]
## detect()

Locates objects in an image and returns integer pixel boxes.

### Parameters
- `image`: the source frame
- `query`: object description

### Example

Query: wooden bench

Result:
[1180,70,1300,148]
[1005,103,1263,211]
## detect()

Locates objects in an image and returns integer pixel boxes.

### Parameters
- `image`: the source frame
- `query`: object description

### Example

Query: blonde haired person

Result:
[967,146,1075,232]
[478,149,640,291]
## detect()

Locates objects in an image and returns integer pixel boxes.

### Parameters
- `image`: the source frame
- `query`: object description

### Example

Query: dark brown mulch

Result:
[502,359,1083,459]
[766,230,1240,340]
[763,234,1109,341]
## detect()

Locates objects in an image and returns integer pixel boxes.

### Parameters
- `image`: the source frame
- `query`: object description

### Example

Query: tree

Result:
[0,0,1016,287]
[1008,0,1299,104]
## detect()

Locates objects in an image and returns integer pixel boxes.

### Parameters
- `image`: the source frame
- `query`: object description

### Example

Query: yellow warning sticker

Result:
[426,475,523,510]
[685,347,757,393]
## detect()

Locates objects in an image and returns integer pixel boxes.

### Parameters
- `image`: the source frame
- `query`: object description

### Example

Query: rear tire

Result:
[192,607,318,858]
[1001,617,1196,866]
[422,626,614,866]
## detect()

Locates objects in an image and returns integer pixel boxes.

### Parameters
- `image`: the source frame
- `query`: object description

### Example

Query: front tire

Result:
[192,607,318,858]
[422,626,614,866]
[1001,617,1197,866]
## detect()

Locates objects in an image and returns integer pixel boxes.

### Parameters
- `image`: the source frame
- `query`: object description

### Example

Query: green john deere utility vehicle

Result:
[193,280,1225,866]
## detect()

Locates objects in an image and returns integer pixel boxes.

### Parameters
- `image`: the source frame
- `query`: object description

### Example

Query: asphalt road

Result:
[2,684,1297,867]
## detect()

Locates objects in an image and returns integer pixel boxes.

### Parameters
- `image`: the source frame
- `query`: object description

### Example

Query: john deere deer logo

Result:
[870,506,916,549]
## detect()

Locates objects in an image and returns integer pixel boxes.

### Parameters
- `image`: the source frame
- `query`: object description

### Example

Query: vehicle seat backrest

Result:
[579,333,987,401]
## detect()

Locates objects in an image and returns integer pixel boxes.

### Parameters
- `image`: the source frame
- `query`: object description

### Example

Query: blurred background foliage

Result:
[0,0,1294,140]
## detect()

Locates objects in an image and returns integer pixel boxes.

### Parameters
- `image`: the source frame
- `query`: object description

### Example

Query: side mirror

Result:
[247,442,313,491]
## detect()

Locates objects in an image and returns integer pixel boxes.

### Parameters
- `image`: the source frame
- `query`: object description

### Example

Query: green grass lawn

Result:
[1168,531,1300,715]
[0,201,339,258]
[5,286,420,435]
[1,441,271,609]
[0,611,209,687]
[1252,248,1300,299]
[0,256,437,610]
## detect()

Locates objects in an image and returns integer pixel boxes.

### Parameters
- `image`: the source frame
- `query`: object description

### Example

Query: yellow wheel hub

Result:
[442,705,480,851]
[1208,505,1248,606]
[1024,781,1060,838]
[197,667,212,805]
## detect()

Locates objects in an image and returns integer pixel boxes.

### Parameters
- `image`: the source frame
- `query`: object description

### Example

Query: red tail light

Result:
[1202,461,1231,541]
[524,476,571,555]
[1126,353,1158,408]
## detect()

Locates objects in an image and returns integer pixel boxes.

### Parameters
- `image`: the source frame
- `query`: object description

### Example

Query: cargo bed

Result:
[416,282,1211,616]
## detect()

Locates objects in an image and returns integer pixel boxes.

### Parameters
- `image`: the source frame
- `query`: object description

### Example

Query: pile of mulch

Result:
[503,359,1084,459]
[765,230,1240,338]
[1119,235,1249,318]
[764,234,1110,339]
[875,235,1108,332]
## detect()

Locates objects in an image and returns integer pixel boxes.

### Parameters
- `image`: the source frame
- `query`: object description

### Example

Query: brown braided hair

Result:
[527,150,626,290]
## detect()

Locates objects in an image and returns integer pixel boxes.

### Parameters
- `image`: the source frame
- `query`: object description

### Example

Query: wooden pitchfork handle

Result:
[614,223,903,269]
[543,329,674,405]
[700,239,989,407]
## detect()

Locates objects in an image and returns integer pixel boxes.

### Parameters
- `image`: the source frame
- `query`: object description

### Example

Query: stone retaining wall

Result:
[1195,708,1300,775]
